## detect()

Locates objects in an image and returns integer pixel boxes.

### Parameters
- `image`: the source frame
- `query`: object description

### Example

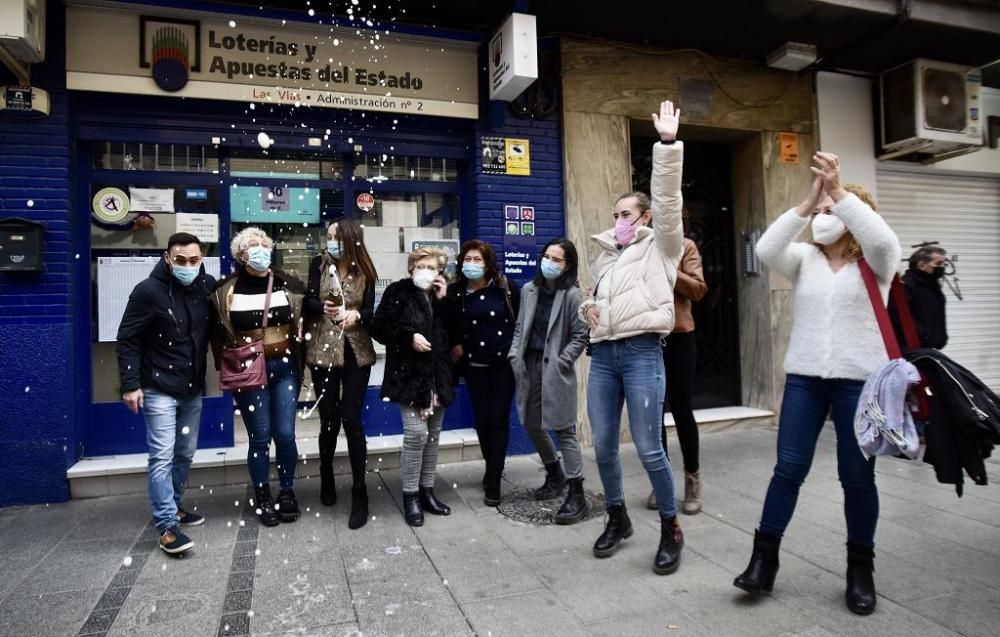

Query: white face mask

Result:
[412,269,436,290]
[812,214,847,245]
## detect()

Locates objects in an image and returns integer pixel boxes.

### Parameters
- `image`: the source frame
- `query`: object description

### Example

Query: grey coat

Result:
[509,282,589,431]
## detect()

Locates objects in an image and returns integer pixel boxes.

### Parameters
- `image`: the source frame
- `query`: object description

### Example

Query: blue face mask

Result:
[247,246,272,272]
[171,264,199,287]
[326,240,341,259]
[462,263,485,281]
[540,257,563,280]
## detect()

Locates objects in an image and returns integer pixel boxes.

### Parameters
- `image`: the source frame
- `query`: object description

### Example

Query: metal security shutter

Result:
[877,167,1000,391]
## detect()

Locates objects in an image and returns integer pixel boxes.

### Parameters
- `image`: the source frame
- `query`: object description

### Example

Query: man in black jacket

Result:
[893,245,949,350]
[116,233,216,554]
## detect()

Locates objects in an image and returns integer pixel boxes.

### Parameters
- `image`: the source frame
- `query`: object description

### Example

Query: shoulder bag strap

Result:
[890,273,922,351]
[858,257,902,360]
[262,272,274,329]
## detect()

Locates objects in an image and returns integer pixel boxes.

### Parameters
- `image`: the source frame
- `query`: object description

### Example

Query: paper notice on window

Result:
[129,187,175,212]
[175,213,220,243]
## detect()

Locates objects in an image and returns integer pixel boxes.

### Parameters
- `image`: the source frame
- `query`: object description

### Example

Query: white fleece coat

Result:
[756,193,902,381]
[580,141,684,343]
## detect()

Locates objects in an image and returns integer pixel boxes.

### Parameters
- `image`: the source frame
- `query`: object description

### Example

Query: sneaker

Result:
[159,527,194,554]
[177,508,205,527]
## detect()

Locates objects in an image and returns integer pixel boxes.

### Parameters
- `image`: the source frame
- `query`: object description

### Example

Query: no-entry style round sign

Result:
[356,193,375,212]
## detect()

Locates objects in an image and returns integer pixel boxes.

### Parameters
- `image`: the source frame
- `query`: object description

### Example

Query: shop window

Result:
[92,142,219,173]
[228,152,343,180]
[353,154,456,182]
[88,179,223,403]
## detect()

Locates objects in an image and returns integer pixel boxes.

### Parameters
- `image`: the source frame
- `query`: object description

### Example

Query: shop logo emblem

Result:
[492,32,502,68]
[140,16,202,92]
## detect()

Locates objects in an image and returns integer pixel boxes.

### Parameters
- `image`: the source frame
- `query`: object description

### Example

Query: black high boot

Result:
[320,463,336,507]
[419,486,452,516]
[653,515,684,575]
[534,462,567,500]
[845,543,877,615]
[276,488,300,523]
[554,477,588,525]
[348,483,368,530]
[253,485,280,527]
[402,491,424,527]
[733,530,781,594]
[593,503,634,558]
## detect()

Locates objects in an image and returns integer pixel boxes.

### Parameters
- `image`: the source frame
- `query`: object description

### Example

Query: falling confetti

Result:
[122,556,133,567]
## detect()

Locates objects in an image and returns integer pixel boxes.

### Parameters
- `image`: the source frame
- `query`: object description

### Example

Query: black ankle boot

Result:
[554,478,588,525]
[733,530,781,594]
[534,462,567,500]
[253,485,280,527]
[320,464,336,507]
[348,483,368,530]
[653,515,684,575]
[402,491,424,527]
[419,486,451,516]
[483,473,502,507]
[276,488,300,523]
[845,542,877,615]
[593,503,633,558]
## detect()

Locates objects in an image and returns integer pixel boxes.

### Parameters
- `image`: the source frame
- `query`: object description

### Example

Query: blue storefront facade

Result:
[0,0,564,505]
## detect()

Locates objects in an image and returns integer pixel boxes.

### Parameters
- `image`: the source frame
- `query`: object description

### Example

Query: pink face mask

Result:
[614,217,640,246]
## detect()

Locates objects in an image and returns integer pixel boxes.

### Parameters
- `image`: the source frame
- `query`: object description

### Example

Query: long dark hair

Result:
[456,239,501,285]
[332,217,378,284]
[533,238,579,290]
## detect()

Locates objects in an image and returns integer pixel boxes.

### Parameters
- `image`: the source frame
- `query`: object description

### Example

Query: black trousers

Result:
[465,361,515,488]
[310,342,372,485]
[662,331,699,474]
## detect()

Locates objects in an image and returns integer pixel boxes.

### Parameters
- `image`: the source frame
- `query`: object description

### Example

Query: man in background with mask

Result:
[117,232,216,555]
[894,245,949,350]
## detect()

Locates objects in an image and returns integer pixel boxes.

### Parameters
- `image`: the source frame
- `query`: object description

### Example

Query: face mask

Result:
[932,267,945,279]
[811,214,847,245]
[412,269,436,290]
[614,217,641,246]
[462,263,485,281]
[540,257,563,280]
[246,245,272,271]
[326,240,341,259]
[171,264,199,287]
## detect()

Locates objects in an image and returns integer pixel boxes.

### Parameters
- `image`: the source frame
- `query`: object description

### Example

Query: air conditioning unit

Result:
[0,0,45,64]
[879,59,983,160]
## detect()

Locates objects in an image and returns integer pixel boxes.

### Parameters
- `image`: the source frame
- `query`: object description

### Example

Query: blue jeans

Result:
[760,374,879,547]
[143,388,202,532]
[234,356,300,489]
[588,334,677,518]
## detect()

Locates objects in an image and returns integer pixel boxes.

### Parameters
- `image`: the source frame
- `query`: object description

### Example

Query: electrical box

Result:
[0,217,44,272]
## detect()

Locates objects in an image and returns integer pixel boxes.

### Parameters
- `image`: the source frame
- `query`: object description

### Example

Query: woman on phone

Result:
[370,247,455,526]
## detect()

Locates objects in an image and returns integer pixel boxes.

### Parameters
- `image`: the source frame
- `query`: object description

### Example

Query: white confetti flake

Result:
[228,20,236,27]
[181,426,190,435]
[26,199,34,207]
[122,556,133,567]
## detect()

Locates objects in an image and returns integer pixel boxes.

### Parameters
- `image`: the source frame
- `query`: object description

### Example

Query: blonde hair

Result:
[807,183,878,263]
[407,247,446,274]
[230,227,272,262]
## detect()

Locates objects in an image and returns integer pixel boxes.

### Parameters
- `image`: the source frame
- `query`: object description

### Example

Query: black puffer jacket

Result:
[116,258,216,399]
[370,278,455,409]
[891,268,948,350]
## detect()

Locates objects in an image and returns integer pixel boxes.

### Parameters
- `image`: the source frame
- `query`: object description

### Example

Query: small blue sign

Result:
[186,188,208,200]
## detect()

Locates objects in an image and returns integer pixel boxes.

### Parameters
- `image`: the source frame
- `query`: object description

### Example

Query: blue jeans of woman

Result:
[234,356,300,489]
[588,333,677,518]
[759,374,879,547]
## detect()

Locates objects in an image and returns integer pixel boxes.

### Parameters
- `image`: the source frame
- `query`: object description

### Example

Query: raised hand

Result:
[795,176,825,218]
[651,100,681,143]
[810,152,846,200]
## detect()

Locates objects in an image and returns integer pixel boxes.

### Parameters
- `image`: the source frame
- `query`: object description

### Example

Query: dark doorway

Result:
[631,136,741,408]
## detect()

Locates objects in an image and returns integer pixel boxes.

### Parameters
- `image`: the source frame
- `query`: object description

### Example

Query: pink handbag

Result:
[219,273,272,392]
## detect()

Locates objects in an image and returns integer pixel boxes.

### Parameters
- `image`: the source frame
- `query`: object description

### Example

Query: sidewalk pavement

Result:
[1,424,998,637]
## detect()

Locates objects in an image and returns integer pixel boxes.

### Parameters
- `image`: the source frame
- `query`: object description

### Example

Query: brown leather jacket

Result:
[673,238,707,333]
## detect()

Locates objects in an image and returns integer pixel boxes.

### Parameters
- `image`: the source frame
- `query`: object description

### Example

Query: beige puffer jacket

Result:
[580,141,684,343]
